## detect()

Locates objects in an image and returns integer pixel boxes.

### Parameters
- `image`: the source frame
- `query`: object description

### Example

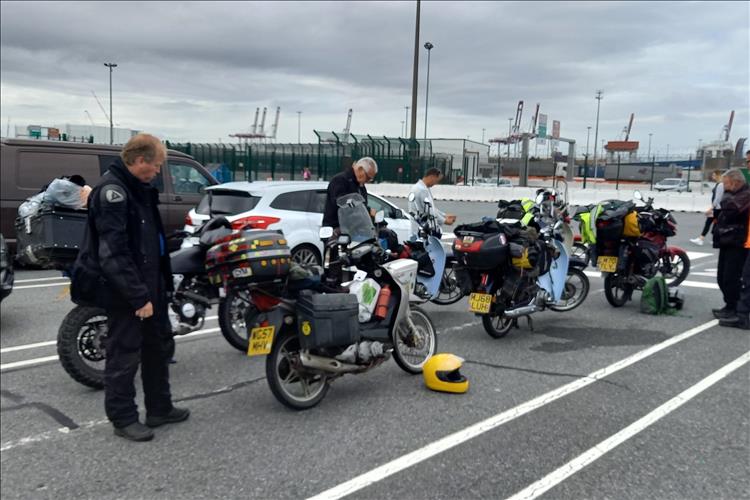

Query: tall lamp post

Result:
[404,106,410,137]
[584,125,591,188]
[296,111,302,143]
[507,117,513,160]
[409,0,421,142]
[423,41,434,142]
[593,90,603,176]
[104,62,117,144]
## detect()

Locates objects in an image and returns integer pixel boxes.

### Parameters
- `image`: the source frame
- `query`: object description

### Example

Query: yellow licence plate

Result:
[247,326,275,357]
[597,256,618,273]
[468,293,493,314]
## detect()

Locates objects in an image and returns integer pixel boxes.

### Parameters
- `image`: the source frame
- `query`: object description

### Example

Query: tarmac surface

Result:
[1,203,748,500]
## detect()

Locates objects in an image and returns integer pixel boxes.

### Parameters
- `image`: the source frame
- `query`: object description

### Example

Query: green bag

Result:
[640,275,676,315]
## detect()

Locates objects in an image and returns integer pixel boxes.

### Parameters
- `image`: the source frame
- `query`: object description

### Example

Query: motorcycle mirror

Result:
[633,190,643,201]
[374,210,386,223]
[319,227,333,240]
[337,234,351,245]
[408,192,416,202]
[535,192,546,205]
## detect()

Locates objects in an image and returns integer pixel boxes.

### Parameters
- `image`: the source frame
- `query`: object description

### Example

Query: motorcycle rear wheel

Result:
[392,306,438,374]
[603,273,631,307]
[660,250,690,287]
[57,306,107,389]
[218,289,256,352]
[265,329,329,410]
[482,313,514,338]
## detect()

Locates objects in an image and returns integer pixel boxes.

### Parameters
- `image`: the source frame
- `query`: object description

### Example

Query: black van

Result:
[0,138,219,254]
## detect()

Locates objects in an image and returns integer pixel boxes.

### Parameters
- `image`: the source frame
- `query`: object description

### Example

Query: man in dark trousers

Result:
[712,168,750,324]
[322,157,378,229]
[72,134,189,441]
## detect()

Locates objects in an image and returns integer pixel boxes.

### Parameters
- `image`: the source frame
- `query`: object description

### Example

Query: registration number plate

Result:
[247,326,275,356]
[468,292,493,314]
[597,256,618,273]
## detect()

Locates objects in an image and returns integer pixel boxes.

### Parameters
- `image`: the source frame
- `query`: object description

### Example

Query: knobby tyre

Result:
[57,306,107,389]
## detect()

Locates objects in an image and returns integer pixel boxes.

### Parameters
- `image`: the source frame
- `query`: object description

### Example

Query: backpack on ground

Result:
[640,275,677,315]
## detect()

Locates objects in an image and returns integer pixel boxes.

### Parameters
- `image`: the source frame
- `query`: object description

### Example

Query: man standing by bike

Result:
[408,168,456,228]
[713,168,750,324]
[72,134,189,441]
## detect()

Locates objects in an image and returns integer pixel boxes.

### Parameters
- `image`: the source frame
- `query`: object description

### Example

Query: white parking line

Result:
[0,316,220,354]
[0,326,222,371]
[505,350,750,500]
[306,320,719,500]
[582,271,719,290]
[14,282,70,290]
[14,277,70,284]
[686,251,713,261]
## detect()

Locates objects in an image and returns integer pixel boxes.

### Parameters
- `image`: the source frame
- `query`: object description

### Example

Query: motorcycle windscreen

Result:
[417,235,447,297]
[337,194,376,243]
[538,240,568,301]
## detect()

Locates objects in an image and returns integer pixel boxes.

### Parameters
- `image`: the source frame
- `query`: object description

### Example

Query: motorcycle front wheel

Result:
[430,262,465,306]
[603,273,631,307]
[660,250,690,287]
[549,268,590,312]
[392,306,438,374]
[57,306,108,389]
[482,313,514,338]
[265,329,329,411]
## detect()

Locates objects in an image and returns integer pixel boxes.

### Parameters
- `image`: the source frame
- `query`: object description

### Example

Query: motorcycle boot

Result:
[719,314,750,330]
[712,307,736,319]
[146,406,191,428]
[114,421,154,442]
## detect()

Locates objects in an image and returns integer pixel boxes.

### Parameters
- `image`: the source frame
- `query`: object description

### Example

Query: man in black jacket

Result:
[712,168,750,323]
[72,134,189,441]
[322,157,378,229]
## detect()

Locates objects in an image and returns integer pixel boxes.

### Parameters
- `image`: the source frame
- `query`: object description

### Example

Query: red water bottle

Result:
[374,285,391,320]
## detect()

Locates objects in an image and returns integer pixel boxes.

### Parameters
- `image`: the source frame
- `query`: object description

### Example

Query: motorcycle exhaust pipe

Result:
[299,353,363,374]
[503,305,538,318]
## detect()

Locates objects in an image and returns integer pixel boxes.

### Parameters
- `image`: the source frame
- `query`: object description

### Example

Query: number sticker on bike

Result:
[468,292,493,314]
[247,326,275,356]
[597,256,618,273]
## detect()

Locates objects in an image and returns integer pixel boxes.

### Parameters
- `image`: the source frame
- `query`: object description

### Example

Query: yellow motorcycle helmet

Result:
[423,354,469,394]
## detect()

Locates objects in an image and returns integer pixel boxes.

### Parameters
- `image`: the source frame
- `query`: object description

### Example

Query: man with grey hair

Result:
[712,168,750,327]
[322,157,378,229]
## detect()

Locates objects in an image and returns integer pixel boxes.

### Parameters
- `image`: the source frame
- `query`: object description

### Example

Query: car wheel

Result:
[291,244,321,266]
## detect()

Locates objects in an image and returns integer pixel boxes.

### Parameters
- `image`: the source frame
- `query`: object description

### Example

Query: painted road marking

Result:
[0,326,222,371]
[686,251,713,261]
[0,316,220,354]
[14,277,70,284]
[306,320,719,500]
[15,282,71,290]
[505,351,750,500]
[582,271,718,289]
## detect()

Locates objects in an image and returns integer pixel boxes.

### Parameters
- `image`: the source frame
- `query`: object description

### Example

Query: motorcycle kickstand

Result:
[525,315,534,331]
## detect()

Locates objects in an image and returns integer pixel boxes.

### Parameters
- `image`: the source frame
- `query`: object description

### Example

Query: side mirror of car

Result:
[319,227,333,240]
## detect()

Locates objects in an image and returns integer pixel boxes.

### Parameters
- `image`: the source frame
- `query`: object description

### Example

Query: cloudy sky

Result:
[1,1,748,157]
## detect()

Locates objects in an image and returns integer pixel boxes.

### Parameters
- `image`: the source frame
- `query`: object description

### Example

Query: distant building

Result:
[604,140,639,162]
[13,124,140,145]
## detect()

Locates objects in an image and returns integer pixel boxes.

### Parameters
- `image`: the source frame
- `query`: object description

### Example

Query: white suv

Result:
[184,181,418,265]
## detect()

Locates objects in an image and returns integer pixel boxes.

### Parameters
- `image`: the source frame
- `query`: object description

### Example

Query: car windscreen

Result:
[196,190,261,215]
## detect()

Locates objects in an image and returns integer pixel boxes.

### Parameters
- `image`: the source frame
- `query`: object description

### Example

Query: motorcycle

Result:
[250,196,438,410]
[598,191,690,307]
[454,188,590,338]
[56,217,239,389]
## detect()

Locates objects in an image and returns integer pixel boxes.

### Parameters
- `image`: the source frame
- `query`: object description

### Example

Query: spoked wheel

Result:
[430,263,464,305]
[603,273,632,307]
[57,306,108,389]
[571,242,591,266]
[265,329,329,410]
[482,313,514,338]
[219,289,258,352]
[392,306,438,374]
[660,250,690,287]
[549,268,590,312]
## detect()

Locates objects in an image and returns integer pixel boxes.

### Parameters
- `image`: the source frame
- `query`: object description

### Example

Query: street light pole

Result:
[507,117,512,160]
[583,125,592,188]
[409,0,421,141]
[404,106,410,137]
[647,133,653,159]
[296,111,301,143]
[423,41,433,142]
[104,62,117,144]
[482,128,485,144]
[593,90,603,175]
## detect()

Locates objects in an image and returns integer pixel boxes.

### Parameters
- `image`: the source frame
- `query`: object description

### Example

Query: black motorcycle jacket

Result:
[71,158,172,310]
[713,184,750,249]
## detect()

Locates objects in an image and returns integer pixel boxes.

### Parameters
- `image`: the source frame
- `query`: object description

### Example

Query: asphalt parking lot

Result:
[1,205,748,500]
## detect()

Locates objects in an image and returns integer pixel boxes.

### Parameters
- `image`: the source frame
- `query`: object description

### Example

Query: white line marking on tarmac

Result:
[15,282,70,290]
[686,251,713,261]
[14,277,70,284]
[305,320,719,500]
[505,350,750,500]
[0,316,220,354]
[0,326,222,370]
[689,271,717,277]
[582,271,718,289]
[0,419,109,452]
